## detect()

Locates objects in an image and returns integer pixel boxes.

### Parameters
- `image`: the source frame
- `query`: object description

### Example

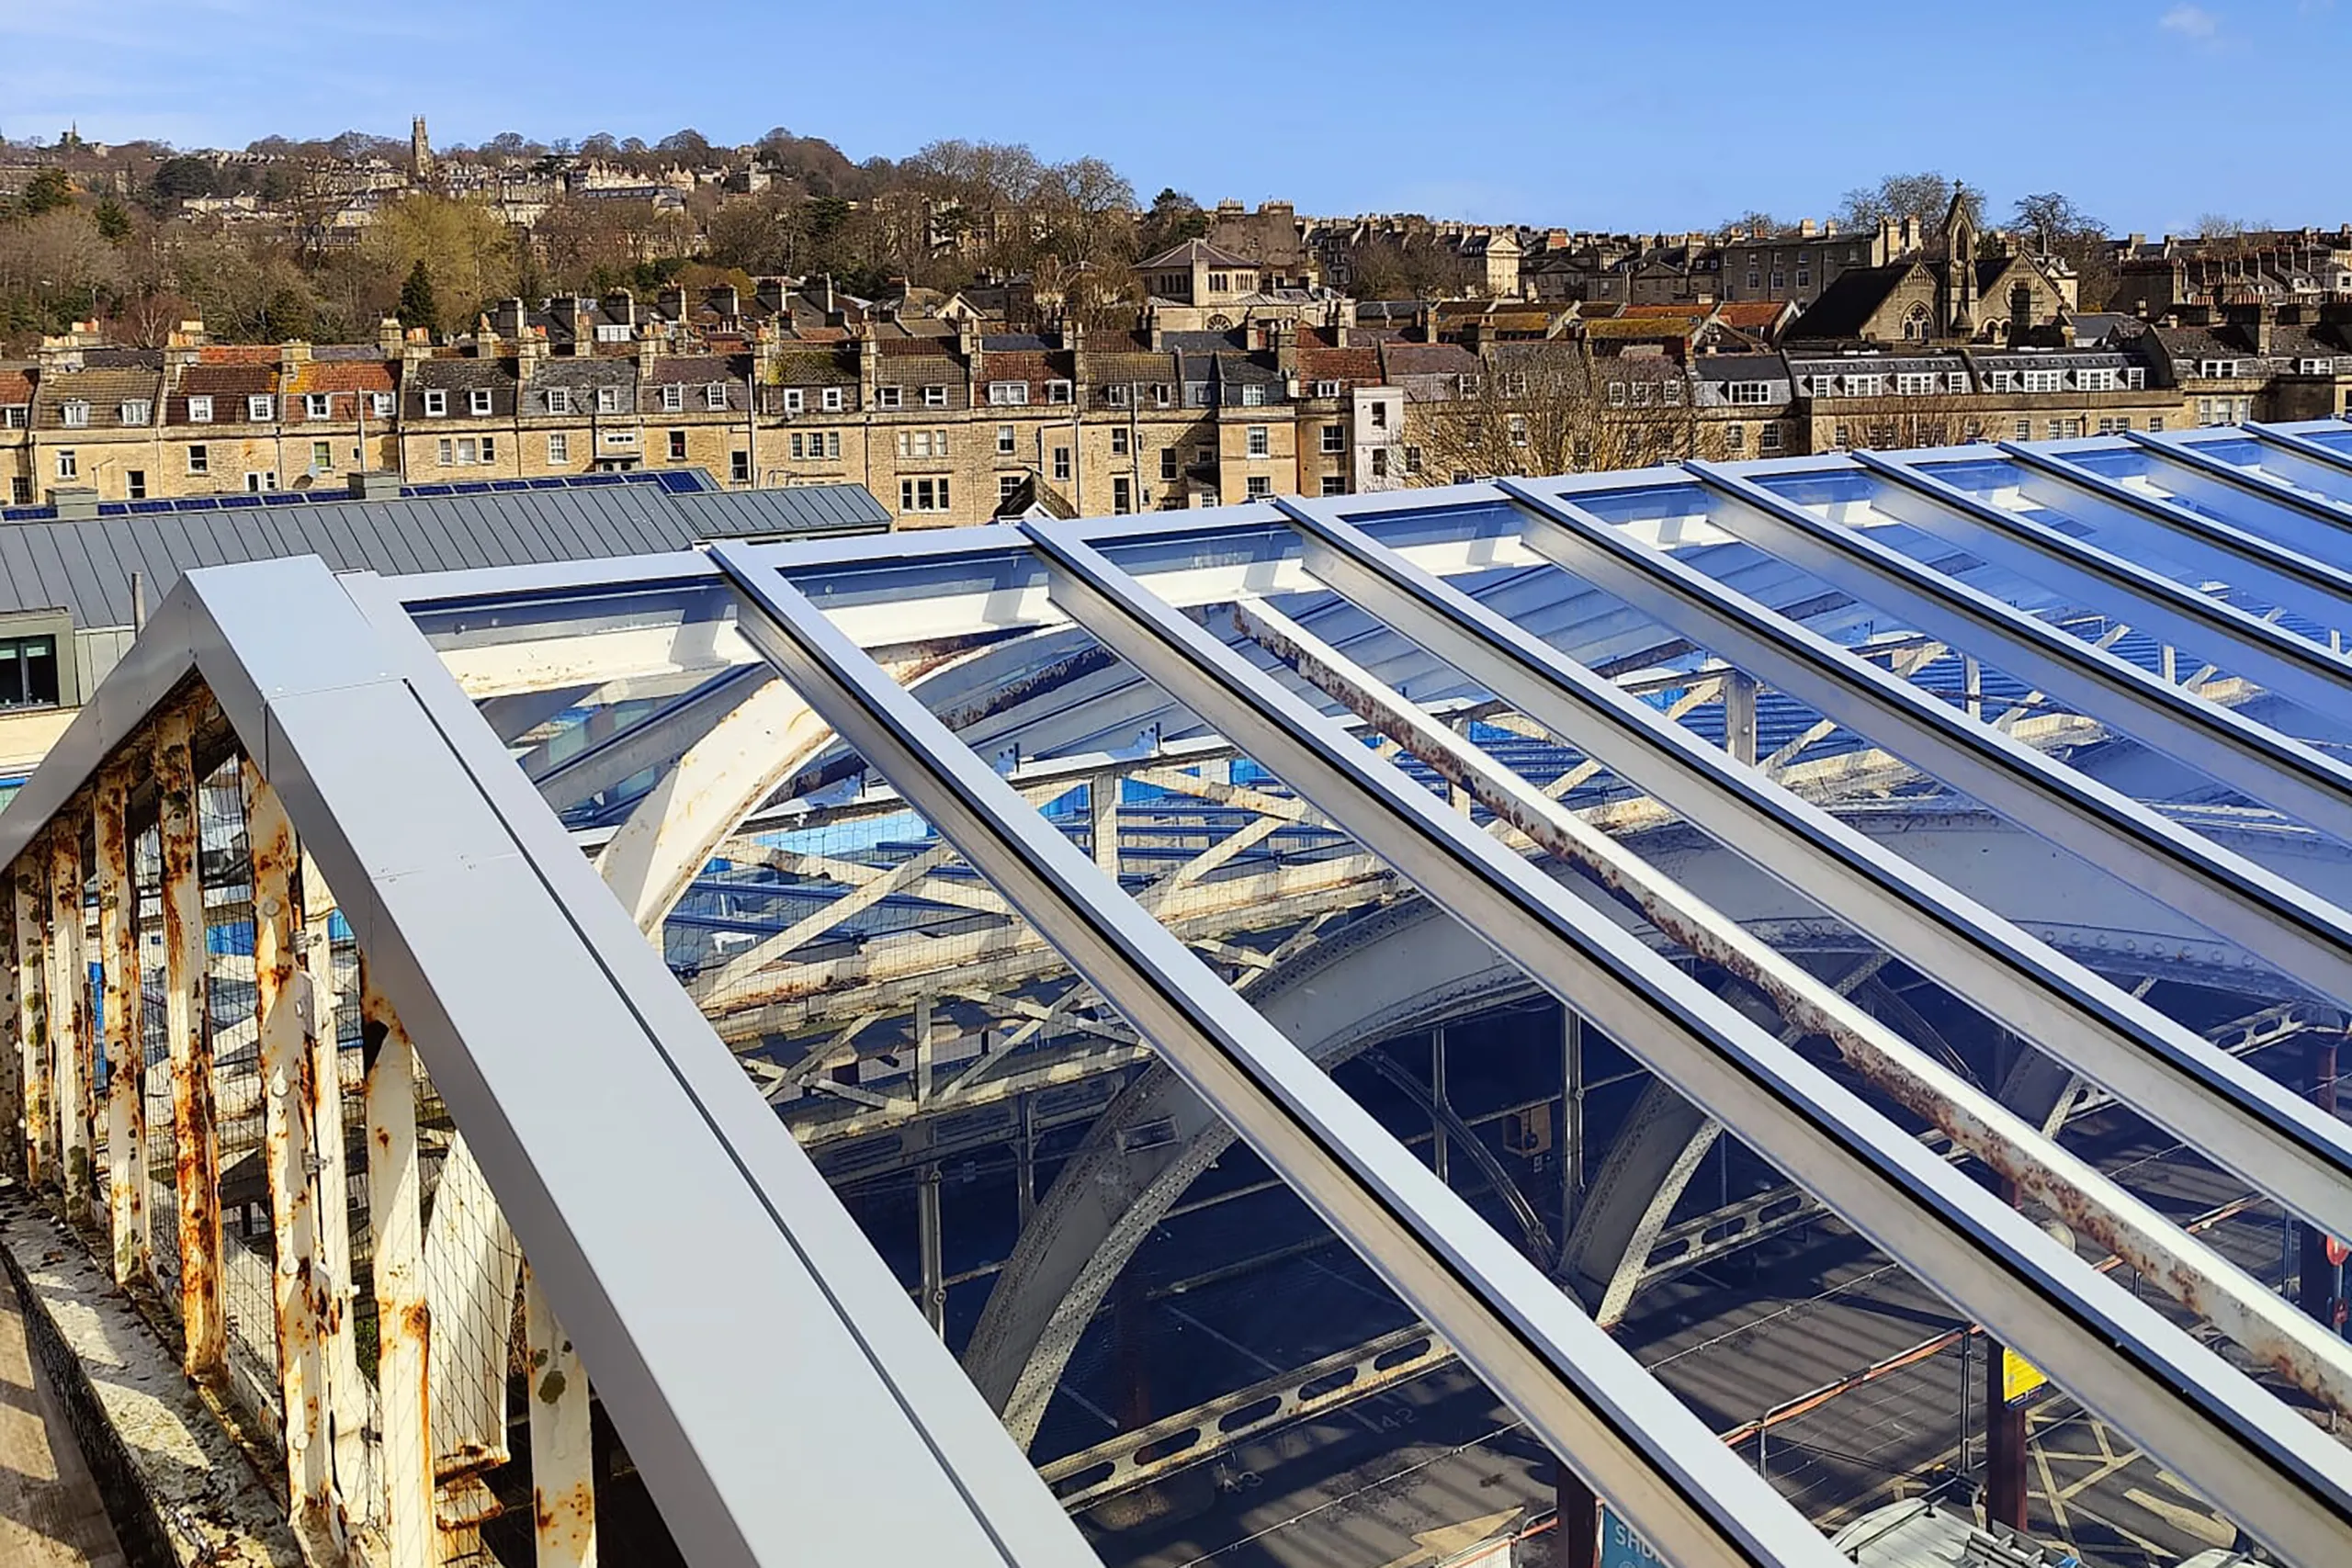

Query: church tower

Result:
[411,116,435,183]
[1943,190,1978,338]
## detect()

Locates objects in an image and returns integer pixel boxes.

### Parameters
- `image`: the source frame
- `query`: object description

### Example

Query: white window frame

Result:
[661,383,684,412]
[188,395,214,423]
[304,392,332,419]
[187,443,209,474]
[55,448,76,478]
[547,388,571,415]
[1246,425,1270,458]
[372,391,395,419]
[923,384,949,408]
[61,401,89,428]
[423,389,448,417]
[783,388,805,414]
[466,389,492,417]
[820,387,844,412]
[1046,379,1073,404]
[1321,423,1345,454]
[1246,476,1272,499]
[246,468,278,492]
[1314,378,1342,399]
[1239,383,1269,407]
[876,386,903,410]
[706,383,729,412]
[547,431,570,464]
[248,394,276,422]
[1726,381,1772,405]
[597,385,622,414]
[120,400,152,426]
[2021,369,2064,394]
[996,423,1016,456]
[988,381,1029,406]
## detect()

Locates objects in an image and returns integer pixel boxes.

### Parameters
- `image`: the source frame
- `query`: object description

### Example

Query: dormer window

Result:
[923,384,948,407]
[784,389,805,413]
[987,382,1028,406]
[820,387,844,412]
[660,383,684,412]
[547,388,571,414]
[1457,374,1481,396]
[187,395,213,423]
[304,393,332,418]
[596,386,621,414]
[1238,383,1268,407]
[424,389,448,416]
[248,395,275,422]
[468,388,492,416]
[61,400,89,428]
[2301,358,2335,375]
[1104,384,1131,407]
[120,400,152,425]
[1046,379,1072,404]
[705,383,728,411]
[876,386,903,410]
[1313,379,1341,398]
[372,392,394,419]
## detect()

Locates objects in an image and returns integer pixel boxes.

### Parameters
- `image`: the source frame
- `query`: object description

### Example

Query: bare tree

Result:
[1410,341,1699,482]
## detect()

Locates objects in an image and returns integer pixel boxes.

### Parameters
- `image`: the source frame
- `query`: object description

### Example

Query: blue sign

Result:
[1599,1506,1663,1568]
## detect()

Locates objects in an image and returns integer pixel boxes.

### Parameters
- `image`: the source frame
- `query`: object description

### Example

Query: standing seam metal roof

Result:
[0,475,888,628]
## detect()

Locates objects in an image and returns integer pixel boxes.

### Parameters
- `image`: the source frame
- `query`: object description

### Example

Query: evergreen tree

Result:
[396,258,437,333]
[94,196,130,243]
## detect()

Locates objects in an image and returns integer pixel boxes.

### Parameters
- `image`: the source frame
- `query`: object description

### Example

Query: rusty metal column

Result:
[50,818,96,1222]
[2301,1034,2343,1325]
[1555,1461,1599,1568]
[300,850,369,1520]
[245,762,332,1538]
[361,957,433,1568]
[157,706,225,1377]
[95,764,148,1284]
[0,858,25,1183]
[524,1267,596,1567]
[16,850,52,1189]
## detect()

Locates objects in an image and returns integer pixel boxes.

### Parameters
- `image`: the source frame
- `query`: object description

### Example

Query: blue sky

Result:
[4,0,2346,235]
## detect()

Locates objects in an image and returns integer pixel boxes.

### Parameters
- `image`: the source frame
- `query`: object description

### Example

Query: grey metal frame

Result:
[1673,460,2352,885]
[1852,446,2352,720]
[1001,517,2352,1564]
[705,540,1842,1568]
[1266,491,2352,1247]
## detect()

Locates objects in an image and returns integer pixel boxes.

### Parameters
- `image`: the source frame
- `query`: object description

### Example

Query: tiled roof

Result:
[1299,346,1382,384]
[643,355,742,387]
[288,361,393,395]
[1380,342,1483,378]
[0,367,31,405]
[179,364,277,397]
[195,344,284,366]
[33,367,164,428]
[772,348,858,386]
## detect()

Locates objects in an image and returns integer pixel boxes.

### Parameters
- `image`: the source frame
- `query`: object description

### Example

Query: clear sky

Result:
[4,0,2347,236]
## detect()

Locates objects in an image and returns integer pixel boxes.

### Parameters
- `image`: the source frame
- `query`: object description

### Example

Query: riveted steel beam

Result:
[707,540,1843,1568]
[1268,491,2352,1254]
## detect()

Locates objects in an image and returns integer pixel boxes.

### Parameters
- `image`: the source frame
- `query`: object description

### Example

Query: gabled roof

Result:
[1138,237,1260,271]
[1786,264,1920,341]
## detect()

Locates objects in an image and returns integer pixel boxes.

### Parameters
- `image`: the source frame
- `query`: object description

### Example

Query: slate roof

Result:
[1786,265,1917,341]
[1138,238,1259,271]
[0,474,889,632]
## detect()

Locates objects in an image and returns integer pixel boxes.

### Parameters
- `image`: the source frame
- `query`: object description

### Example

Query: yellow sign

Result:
[2003,1348,2048,1405]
